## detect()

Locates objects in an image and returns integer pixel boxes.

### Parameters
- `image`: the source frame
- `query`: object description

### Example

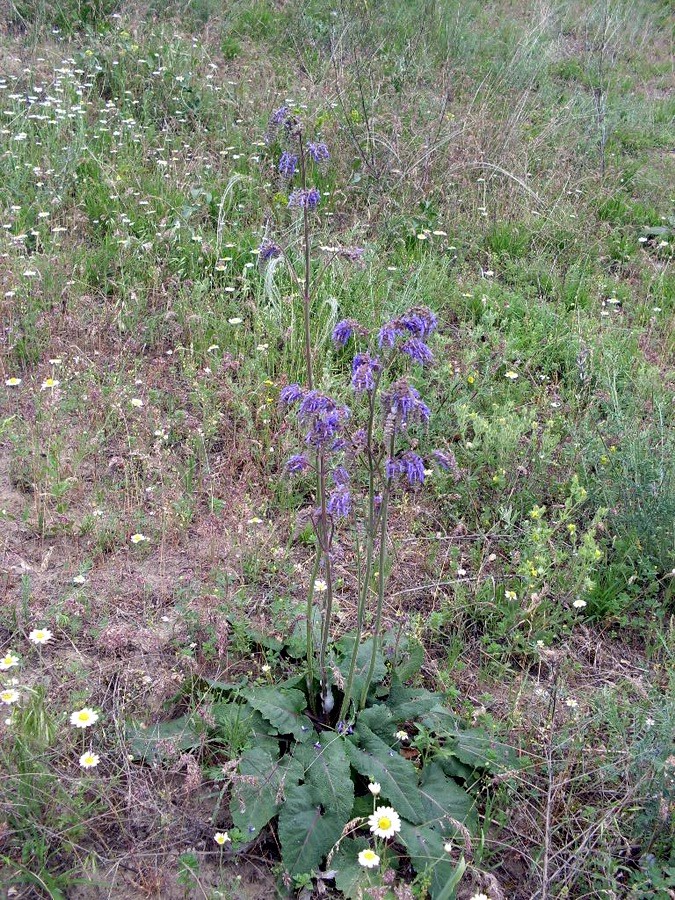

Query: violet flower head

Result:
[306,187,321,208]
[332,318,358,347]
[298,391,350,450]
[298,390,335,420]
[384,379,431,429]
[286,454,310,474]
[258,239,282,262]
[265,105,291,142]
[400,307,438,339]
[270,105,290,126]
[331,465,350,486]
[433,449,461,481]
[279,383,304,407]
[401,451,425,485]
[351,352,380,393]
[336,246,365,262]
[288,187,321,209]
[327,485,351,518]
[351,427,368,450]
[278,151,298,177]
[401,337,434,366]
[385,457,401,480]
[378,319,405,348]
[307,141,330,162]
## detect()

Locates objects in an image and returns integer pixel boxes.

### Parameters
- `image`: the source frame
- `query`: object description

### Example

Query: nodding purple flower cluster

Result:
[351,352,381,393]
[285,389,351,451]
[432,448,460,477]
[265,105,292,143]
[383,378,431,430]
[279,382,304,406]
[385,451,426,485]
[327,484,351,518]
[332,318,360,347]
[278,151,298,177]
[286,454,311,474]
[307,141,330,163]
[289,187,321,209]
[378,307,438,356]
[270,105,289,126]
[400,337,434,366]
[258,239,282,262]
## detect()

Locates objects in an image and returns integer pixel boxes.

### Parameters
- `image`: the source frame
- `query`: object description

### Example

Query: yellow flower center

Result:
[78,713,90,722]
[378,817,391,830]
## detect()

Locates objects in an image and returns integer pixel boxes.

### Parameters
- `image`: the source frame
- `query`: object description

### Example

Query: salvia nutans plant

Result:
[147,107,514,897]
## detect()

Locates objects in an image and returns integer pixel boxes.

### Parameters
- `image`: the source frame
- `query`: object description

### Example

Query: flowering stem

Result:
[338,386,380,720]
[298,139,313,390]
[305,549,322,715]
[359,435,394,710]
[316,453,335,714]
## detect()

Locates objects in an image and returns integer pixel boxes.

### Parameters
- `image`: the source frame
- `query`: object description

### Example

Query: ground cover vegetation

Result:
[0,0,673,897]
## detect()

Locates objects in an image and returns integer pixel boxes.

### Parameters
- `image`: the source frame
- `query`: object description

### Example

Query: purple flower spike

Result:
[278,151,298,177]
[384,379,431,429]
[306,187,321,208]
[270,106,289,126]
[401,451,425,485]
[288,187,321,209]
[258,239,282,261]
[378,320,404,348]
[279,383,304,406]
[332,319,357,347]
[331,465,350,486]
[351,352,380,393]
[307,141,330,162]
[286,454,310,474]
[401,338,434,366]
[385,458,401,480]
[433,449,461,481]
[327,486,351,518]
[401,307,438,339]
[337,246,365,262]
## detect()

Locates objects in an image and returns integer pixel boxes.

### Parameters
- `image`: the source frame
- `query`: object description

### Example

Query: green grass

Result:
[0,0,673,896]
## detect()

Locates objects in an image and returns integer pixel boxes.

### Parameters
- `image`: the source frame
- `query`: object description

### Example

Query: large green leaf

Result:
[278,734,354,876]
[441,728,518,773]
[211,701,279,757]
[394,638,425,683]
[295,733,355,821]
[418,762,475,831]
[399,821,464,899]
[386,676,448,723]
[357,704,395,741]
[337,637,386,706]
[278,782,349,876]
[332,837,379,899]
[345,723,424,824]
[126,715,201,763]
[242,686,313,742]
[230,747,303,838]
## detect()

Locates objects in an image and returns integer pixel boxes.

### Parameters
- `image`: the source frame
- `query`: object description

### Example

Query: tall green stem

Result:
[298,139,313,390]
[359,434,395,710]
[338,388,379,720]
